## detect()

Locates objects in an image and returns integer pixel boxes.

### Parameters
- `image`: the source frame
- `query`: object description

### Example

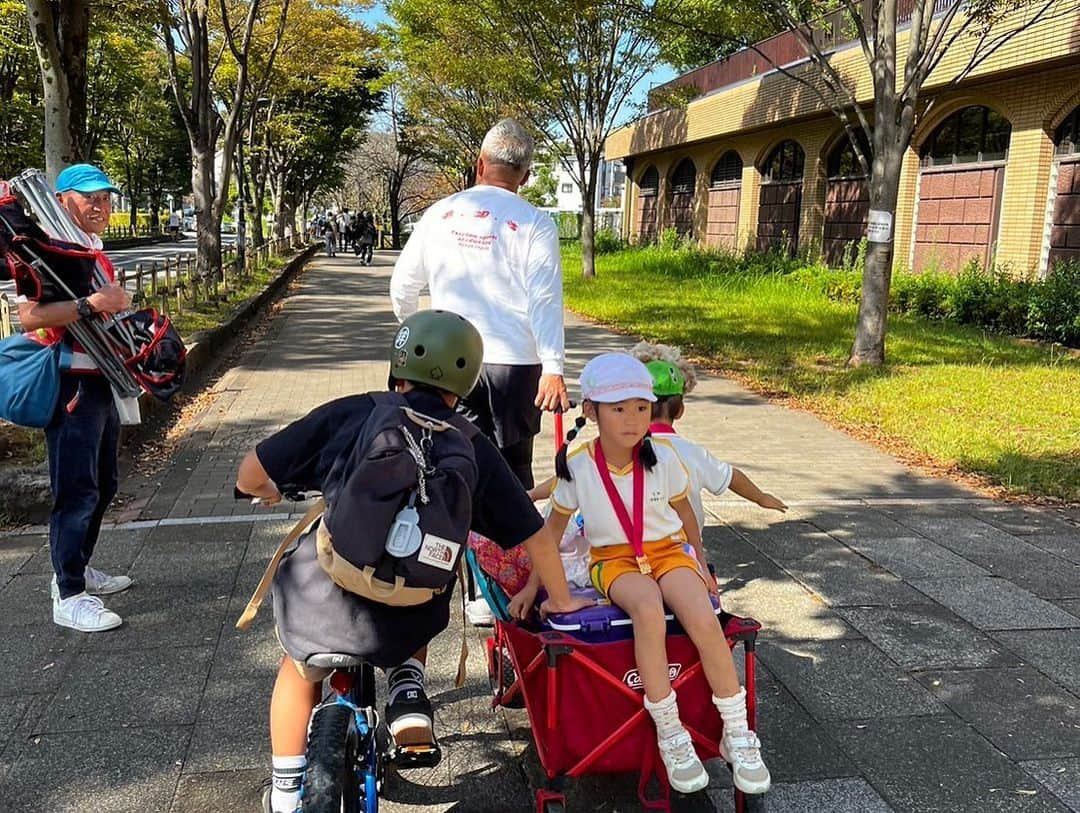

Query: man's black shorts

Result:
[461,363,542,450]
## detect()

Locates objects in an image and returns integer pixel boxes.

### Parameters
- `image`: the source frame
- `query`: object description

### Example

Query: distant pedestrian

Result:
[321,215,336,257]
[166,209,180,240]
[357,211,376,265]
[337,210,352,251]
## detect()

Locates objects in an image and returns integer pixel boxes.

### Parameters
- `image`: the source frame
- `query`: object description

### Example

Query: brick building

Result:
[606,3,1080,276]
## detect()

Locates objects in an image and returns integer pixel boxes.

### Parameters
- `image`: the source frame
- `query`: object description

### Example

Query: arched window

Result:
[710,151,743,187]
[1055,105,1080,156]
[827,133,872,179]
[921,105,1011,167]
[761,140,805,182]
[669,158,696,195]
[639,166,659,196]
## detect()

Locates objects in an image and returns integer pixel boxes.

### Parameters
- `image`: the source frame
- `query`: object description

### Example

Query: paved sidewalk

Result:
[1,252,1078,812]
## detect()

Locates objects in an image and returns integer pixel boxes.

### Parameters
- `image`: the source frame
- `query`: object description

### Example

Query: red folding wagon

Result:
[471,555,763,813]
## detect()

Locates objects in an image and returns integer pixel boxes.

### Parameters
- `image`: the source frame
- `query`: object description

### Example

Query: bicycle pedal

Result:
[390,742,442,769]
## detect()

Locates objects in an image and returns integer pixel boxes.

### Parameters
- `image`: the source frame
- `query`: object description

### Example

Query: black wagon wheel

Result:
[302,703,362,813]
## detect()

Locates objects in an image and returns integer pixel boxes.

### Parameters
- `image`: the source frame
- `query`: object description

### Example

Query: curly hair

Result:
[629,341,698,394]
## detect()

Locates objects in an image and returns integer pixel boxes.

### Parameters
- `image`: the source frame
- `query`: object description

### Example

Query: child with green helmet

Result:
[236,310,591,813]
[631,341,787,539]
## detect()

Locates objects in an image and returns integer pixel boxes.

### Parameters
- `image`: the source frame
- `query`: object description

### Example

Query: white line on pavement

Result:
[4,496,1014,537]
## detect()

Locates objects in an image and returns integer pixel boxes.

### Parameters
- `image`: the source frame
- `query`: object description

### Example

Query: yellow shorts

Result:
[589,538,705,598]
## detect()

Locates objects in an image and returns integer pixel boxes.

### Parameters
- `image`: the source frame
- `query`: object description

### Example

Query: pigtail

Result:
[555,415,587,481]
[639,433,658,471]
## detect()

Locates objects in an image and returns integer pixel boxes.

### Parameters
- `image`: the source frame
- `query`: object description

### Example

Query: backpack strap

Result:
[235,498,326,630]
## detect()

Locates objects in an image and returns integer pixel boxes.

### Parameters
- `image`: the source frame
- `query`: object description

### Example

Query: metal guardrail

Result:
[0,237,296,338]
[117,236,294,317]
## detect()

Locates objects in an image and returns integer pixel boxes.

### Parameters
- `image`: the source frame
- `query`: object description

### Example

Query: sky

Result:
[351,2,679,129]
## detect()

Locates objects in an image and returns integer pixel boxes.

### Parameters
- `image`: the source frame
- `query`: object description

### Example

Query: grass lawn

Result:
[562,243,1080,502]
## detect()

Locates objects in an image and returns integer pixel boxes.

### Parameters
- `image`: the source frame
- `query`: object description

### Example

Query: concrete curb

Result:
[0,244,318,528]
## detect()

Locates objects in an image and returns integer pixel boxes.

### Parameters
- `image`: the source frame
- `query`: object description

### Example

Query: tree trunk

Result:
[248,132,265,246]
[25,0,89,181]
[580,158,600,279]
[849,130,904,367]
[272,172,287,240]
[388,177,402,249]
[191,142,221,277]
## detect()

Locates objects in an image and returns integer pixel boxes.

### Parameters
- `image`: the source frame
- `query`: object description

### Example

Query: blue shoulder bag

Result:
[0,334,71,428]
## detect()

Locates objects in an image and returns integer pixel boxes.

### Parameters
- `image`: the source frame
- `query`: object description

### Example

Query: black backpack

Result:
[316,392,479,606]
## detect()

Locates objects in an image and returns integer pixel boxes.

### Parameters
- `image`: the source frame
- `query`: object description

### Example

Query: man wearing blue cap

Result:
[16,163,134,633]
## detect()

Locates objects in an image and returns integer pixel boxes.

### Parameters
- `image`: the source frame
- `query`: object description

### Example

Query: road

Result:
[1,233,237,328]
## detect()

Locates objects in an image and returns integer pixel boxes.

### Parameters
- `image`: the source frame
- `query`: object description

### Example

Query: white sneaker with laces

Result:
[657,729,709,793]
[53,592,122,632]
[85,566,133,595]
[720,729,771,794]
[51,568,133,600]
[465,598,495,627]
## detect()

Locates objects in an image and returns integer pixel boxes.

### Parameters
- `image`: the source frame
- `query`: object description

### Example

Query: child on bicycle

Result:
[535,352,771,796]
[236,310,590,813]
[631,341,787,529]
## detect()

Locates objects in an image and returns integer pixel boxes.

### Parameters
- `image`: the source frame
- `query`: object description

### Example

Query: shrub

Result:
[790,265,862,303]
[1027,259,1080,346]
[107,211,154,232]
[951,261,1032,335]
[891,270,954,319]
[593,227,625,255]
[746,246,801,276]
[658,226,682,251]
[556,212,581,240]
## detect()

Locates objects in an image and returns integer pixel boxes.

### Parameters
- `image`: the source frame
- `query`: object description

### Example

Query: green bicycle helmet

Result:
[645,359,685,397]
[389,310,484,398]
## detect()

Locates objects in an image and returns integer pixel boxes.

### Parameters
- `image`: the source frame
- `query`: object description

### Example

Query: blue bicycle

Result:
[238,488,441,813]
[300,657,385,813]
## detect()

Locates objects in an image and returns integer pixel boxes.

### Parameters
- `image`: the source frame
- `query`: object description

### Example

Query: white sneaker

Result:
[84,566,133,596]
[53,592,123,632]
[51,568,133,600]
[720,729,771,794]
[465,598,495,627]
[657,729,709,794]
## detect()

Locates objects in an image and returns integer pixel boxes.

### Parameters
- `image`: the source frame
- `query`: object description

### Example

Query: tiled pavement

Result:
[0,251,1077,812]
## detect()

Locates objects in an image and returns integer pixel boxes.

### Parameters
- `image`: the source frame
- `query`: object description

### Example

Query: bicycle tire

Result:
[302,703,362,813]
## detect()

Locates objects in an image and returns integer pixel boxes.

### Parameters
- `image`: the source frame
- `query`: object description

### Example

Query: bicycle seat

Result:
[305,652,366,670]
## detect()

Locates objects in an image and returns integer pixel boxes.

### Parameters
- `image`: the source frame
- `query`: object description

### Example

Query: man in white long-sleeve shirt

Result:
[390,118,569,487]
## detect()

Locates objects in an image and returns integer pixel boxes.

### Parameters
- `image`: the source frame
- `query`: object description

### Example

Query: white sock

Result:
[644,690,684,740]
[713,687,749,736]
[270,754,306,812]
[387,657,426,706]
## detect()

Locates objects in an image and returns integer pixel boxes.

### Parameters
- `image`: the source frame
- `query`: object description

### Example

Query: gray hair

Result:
[480,118,534,171]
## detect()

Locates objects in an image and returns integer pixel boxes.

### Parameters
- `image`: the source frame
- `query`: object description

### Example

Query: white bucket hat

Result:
[580,353,657,404]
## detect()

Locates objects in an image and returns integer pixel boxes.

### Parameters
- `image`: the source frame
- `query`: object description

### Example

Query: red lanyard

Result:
[593,441,651,575]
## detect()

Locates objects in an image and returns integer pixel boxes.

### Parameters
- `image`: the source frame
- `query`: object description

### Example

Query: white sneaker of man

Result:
[50,567,133,601]
[53,592,122,632]
[464,597,495,627]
